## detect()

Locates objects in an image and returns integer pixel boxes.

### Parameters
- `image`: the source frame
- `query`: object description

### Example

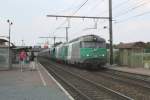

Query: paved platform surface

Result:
[107,65,150,76]
[0,62,73,100]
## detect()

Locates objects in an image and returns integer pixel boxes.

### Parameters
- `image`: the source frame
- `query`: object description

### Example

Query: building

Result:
[117,42,146,68]
[0,38,14,70]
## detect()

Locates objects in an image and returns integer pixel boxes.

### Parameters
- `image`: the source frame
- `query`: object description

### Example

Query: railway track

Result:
[55,63,150,100]
[52,60,150,90]
[98,69,150,89]
[103,69,150,85]
[39,58,132,100]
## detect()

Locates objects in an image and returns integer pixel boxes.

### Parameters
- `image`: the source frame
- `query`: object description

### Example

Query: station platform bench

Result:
[0,62,74,100]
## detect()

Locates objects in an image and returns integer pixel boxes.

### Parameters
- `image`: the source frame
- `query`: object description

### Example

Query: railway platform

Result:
[107,64,150,76]
[0,62,73,100]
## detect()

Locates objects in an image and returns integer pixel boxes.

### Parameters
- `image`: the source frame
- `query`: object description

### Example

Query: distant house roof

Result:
[13,46,44,52]
[0,38,15,48]
[0,38,8,43]
[117,42,146,49]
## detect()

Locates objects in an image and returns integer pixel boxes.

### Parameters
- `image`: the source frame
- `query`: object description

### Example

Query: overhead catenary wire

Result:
[113,0,130,9]
[97,0,131,16]
[115,0,150,18]
[115,10,150,24]
[97,0,146,16]
[84,0,105,16]
[58,0,86,14]
[72,0,89,15]
[52,0,89,34]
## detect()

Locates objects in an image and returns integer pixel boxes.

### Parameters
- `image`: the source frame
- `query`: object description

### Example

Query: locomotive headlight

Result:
[102,54,105,57]
[86,54,89,57]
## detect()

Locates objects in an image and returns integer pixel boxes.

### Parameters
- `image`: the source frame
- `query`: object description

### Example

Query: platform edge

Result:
[38,62,75,100]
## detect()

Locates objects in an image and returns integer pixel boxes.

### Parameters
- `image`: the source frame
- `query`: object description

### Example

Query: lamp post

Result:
[7,19,13,69]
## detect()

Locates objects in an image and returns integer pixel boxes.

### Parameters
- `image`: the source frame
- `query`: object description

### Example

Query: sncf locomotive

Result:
[38,34,107,68]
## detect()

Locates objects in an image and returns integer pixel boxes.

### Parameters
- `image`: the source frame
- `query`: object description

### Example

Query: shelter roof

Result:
[0,38,15,48]
[117,42,146,49]
[0,38,8,43]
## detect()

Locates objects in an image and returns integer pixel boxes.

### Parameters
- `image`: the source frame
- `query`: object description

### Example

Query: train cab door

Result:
[67,44,72,63]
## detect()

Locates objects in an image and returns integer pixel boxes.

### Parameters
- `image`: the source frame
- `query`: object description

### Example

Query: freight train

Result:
[38,34,107,69]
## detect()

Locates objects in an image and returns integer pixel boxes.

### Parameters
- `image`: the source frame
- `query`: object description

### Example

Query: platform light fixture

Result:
[7,19,13,69]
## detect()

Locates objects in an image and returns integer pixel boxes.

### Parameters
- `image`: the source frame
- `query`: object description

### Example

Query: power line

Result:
[72,0,89,15]
[50,0,78,34]
[97,0,131,16]
[113,0,130,9]
[115,10,150,24]
[53,0,89,34]
[59,0,89,26]
[59,0,84,13]
[115,0,150,18]
[85,0,105,16]
[135,11,150,17]
[48,0,114,64]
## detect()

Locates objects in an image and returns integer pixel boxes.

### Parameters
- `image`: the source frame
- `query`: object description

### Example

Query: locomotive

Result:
[38,34,107,68]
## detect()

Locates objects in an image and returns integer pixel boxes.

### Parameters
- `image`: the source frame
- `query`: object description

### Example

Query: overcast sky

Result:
[0,0,150,46]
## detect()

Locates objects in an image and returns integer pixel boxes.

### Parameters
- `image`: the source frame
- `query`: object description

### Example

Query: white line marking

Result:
[39,63,74,100]
[37,63,47,86]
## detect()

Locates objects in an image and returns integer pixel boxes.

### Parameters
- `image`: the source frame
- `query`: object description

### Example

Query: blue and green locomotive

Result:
[39,34,107,68]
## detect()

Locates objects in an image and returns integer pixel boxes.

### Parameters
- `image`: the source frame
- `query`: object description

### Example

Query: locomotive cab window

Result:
[80,41,105,48]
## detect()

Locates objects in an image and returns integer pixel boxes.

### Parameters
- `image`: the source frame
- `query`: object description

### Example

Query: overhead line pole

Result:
[109,0,113,65]
[65,27,69,42]
[47,0,113,65]
[47,4,114,65]
[47,15,109,43]
[56,26,70,42]
[39,36,65,46]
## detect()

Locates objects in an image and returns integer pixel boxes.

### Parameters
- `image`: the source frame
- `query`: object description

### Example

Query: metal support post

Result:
[109,0,113,65]
[54,37,56,45]
[65,27,69,42]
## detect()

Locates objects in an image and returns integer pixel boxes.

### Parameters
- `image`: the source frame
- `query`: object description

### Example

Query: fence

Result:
[107,49,119,64]
[130,53,150,68]
[107,49,150,69]
[143,53,150,69]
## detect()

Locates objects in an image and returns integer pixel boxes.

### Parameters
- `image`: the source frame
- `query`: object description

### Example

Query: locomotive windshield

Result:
[81,41,106,48]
